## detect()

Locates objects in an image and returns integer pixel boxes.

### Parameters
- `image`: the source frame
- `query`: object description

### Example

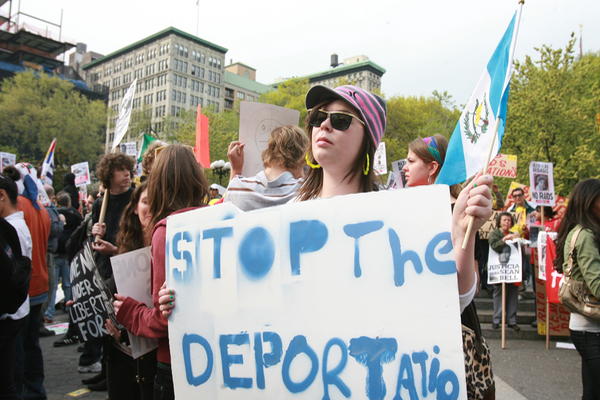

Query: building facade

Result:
[82,27,227,150]
[223,62,272,110]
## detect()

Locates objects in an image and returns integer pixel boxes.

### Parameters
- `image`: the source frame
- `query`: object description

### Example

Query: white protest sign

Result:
[167,186,466,399]
[112,79,137,150]
[529,161,555,206]
[0,152,16,169]
[239,101,300,177]
[487,240,522,284]
[373,142,387,175]
[71,162,91,186]
[120,141,137,157]
[111,247,159,359]
[537,231,557,281]
[389,159,407,189]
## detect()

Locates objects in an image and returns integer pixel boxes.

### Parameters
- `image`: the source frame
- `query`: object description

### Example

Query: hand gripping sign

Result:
[166,186,467,400]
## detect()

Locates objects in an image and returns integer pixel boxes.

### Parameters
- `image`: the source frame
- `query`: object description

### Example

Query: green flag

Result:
[137,134,157,163]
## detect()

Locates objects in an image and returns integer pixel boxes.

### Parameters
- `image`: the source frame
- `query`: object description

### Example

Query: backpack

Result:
[46,205,64,254]
[0,218,32,315]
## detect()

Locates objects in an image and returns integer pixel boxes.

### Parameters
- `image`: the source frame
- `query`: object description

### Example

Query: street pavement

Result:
[41,309,582,400]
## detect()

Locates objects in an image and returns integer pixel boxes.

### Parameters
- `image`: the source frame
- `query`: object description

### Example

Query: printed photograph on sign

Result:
[487,240,522,284]
[71,161,91,186]
[0,152,16,169]
[166,186,467,399]
[388,159,407,189]
[529,161,555,206]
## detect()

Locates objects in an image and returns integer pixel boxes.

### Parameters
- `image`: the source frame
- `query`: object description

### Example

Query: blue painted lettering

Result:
[239,227,275,280]
[343,221,384,277]
[425,232,456,275]
[182,334,213,386]
[349,336,397,400]
[172,231,193,282]
[289,220,328,275]
[322,338,351,399]
[202,227,233,278]
[411,351,429,397]
[219,333,252,389]
[282,335,319,393]
[393,354,418,400]
[254,332,283,390]
[388,229,424,287]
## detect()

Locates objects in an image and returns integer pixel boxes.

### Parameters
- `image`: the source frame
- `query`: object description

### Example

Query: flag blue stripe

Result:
[487,12,516,117]
[436,123,466,184]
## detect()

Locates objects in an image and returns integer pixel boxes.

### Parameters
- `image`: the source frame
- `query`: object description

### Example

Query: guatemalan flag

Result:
[436,10,519,186]
[40,138,56,185]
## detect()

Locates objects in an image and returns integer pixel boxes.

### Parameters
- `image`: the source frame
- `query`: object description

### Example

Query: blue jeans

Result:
[44,256,72,320]
[571,329,600,400]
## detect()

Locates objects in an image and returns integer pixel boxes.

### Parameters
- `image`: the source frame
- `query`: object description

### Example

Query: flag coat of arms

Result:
[40,138,56,185]
[437,11,518,186]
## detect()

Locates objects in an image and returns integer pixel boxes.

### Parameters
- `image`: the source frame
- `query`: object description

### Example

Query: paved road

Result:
[41,309,581,399]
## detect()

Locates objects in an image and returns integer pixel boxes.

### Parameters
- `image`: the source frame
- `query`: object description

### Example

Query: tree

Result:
[259,78,310,124]
[503,35,600,195]
[0,71,106,173]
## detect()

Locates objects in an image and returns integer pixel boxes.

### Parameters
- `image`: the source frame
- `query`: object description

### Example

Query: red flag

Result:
[545,234,563,304]
[194,105,210,168]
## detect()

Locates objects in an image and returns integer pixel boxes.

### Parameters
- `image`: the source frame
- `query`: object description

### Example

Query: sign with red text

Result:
[487,153,517,178]
[529,162,555,206]
[167,187,467,399]
[535,279,570,337]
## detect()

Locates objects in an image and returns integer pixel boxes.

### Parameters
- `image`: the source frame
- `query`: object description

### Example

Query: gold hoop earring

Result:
[363,153,370,176]
[305,153,321,169]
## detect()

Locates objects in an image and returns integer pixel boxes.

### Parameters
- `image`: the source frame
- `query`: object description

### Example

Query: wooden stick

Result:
[546,300,550,350]
[501,282,507,349]
[95,189,109,242]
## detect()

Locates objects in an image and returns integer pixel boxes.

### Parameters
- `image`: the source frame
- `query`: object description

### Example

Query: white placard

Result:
[112,79,137,150]
[0,152,16,169]
[111,247,159,359]
[373,142,387,175]
[487,240,522,284]
[537,231,557,281]
[529,162,555,206]
[239,101,300,177]
[71,162,91,186]
[389,159,407,189]
[167,186,466,399]
[120,142,137,156]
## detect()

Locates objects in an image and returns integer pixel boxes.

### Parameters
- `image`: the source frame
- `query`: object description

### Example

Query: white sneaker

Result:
[78,361,101,373]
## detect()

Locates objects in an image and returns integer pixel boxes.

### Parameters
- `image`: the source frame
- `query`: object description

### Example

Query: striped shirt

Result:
[224,171,302,212]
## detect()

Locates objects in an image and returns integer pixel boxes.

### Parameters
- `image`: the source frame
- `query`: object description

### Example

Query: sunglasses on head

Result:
[308,109,365,131]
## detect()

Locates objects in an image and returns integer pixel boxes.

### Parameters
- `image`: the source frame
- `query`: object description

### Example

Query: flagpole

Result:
[461,0,525,249]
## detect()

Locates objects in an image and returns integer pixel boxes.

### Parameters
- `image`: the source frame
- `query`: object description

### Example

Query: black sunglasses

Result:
[308,109,365,131]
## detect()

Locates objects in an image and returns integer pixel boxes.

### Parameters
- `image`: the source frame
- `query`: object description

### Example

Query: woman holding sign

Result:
[114,145,210,400]
[555,179,600,400]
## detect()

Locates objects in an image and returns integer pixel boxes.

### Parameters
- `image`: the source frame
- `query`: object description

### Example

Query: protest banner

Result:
[239,101,300,177]
[167,186,467,399]
[373,142,387,175]
[487,154,517,178]
[120,141,137,157]
[111,247,158,359]
[112,79,137,150]
[487,240,522,284]
[0,151,16,169]
[535,279,570,337]
[69,242,114,341]
[71,162,91,186]
[529,161,555,206]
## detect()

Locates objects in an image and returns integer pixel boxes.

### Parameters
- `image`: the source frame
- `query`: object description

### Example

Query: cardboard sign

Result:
[68,242,113,341]
[0,152,16,169]
[111,247,159,359]
[529,162,555,206]
[71,162,91,186]
[239,102,300,177]
[487,154,517,178]
[167,187,467,399]
[373,142,387,175]
[535,278,570,337]
[487,240,522,284]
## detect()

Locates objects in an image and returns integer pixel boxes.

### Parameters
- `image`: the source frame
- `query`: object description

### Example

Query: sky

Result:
[7,0,600,105]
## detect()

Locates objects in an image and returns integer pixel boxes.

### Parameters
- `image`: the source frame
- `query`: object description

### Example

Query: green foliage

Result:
[0,71,106,173]
[259,78,310,125]
[503,34,600,195]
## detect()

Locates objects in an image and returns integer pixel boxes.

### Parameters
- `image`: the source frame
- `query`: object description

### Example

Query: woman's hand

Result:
[158,281,176,319]
[502,233,519,241]
[227,141,245,178]
[113,293,126,316]
[92,238,118,255]
[452,174,493,243]
[105,319,121,340]
[91,222,106,238]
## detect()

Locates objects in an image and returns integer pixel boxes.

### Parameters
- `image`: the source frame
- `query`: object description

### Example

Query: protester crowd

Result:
[1,84,598,400]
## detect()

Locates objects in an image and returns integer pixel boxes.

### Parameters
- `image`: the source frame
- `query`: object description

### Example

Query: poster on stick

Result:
[487,154,517,178]
[389,159,407,189]
[166,186,467,399]
[0,152,16,169]
[373,141,387,175]
[69,242,114,341]
[112,247,158,359]
[239,102,300,177]
[120,142,137,157]
[487,240,522,284]
[529,162,555,206]
[71,162,91,186]
[535,279,570,337]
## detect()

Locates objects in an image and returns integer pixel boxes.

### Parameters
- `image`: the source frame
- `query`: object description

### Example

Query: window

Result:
[157,73,168,86]
[191,79,204,93]
[156,90,167,102]
[145,64,155,75]
[134,68,144,79]
[237,91,245,100]
[191,65,204,78]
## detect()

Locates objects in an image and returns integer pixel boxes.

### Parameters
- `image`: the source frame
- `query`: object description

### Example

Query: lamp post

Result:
[210,160,231,186]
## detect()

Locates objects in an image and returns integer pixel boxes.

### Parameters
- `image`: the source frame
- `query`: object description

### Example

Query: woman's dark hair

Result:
[147,144,209,231]
[555,179,600,273]
[0,173,18,206]
[116,181,148,254]
[297,102,377,201]
[495,211,514,229]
